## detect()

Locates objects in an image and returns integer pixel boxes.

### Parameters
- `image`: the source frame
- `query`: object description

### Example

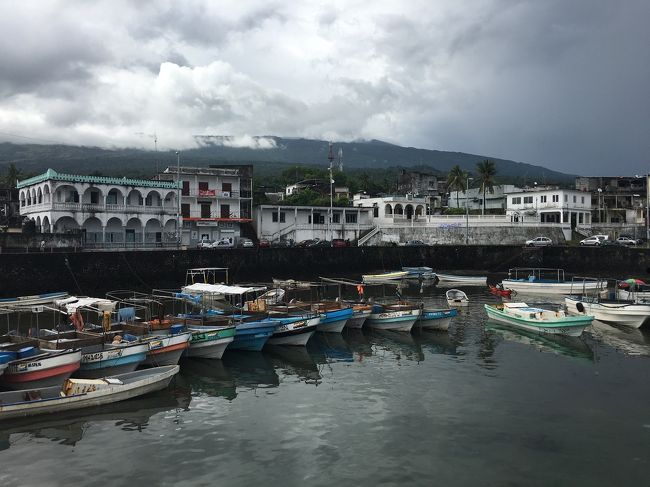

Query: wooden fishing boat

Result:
[142,329,192,366]
[362,271,409,284]
[436,273,487,286]
[76,341,150,379]
[310,302,353,333]
[484,302,593,337]
[228,319,277,352]
[500,268,605,295]
[0,365,179,421]
[266,315,319,346]
[0,348,82,390]
[489,285,515,298]
[417,308,458,331]
[565,296,650,329]
[365,302,421,332]
[345,304,373,329]
[402,267,436,279]
[446,289,469,307]
[184,325,237,359]
[0,291,69,308]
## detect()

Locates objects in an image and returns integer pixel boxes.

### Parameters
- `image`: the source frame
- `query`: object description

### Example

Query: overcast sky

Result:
[0,0,647,175]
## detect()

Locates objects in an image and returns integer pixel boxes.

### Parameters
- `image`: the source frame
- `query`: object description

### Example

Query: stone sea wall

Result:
[0,245,648,297]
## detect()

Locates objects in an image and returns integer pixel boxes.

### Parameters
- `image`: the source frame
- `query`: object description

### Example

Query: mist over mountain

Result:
[0,137,574,184]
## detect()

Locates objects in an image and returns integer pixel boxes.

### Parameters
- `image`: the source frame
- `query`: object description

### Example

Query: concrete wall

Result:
[0,245,648,297]
[0,232,83,250]
[365,225,571,246]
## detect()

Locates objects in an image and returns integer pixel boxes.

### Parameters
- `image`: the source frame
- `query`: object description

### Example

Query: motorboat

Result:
[417,308,458,331]
[436,273,487,286]
[362,271,409,284]
[484,302,593,337]
[365,302,421,332]
[446,289,469,307]
[500,268,605,295]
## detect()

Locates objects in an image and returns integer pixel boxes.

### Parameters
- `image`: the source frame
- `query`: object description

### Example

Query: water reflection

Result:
[310,333,353,363]
[485,321,595,362]
[588,320,650,357]
[265,345,323,385]
[412,329,459,356]
[178,358,237,400]
[342,329,373,362]
[365,329,425,363]
[0,387,190,451]
[222,351,279,390]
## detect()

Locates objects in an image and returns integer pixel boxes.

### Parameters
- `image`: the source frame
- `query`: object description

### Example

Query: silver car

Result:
[580,236,602,246]
[525,236,553,247]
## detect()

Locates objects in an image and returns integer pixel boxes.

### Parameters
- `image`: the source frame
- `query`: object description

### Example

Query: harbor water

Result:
[1,286,649,486]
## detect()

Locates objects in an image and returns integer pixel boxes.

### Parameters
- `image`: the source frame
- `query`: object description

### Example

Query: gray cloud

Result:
[0,0,646,174]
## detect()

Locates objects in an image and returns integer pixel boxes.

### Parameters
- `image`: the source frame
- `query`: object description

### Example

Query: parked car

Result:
[297,239,317,247]
[579,236,602,246]
[238,238,254,248]
[601,239,623,246]
[213,238,234,248]
[405,239,429,246]
[309,240,331,247]
[258,239,271,248]
[525,236,552,247]
[616,236,638,246]
[619,234,643,245]
[197,239,215,249]
[331,239,349,248]
[592,234,609,241]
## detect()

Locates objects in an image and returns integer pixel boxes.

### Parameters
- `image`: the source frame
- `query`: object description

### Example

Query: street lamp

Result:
[597,188,602,224]
[465,176,474,245]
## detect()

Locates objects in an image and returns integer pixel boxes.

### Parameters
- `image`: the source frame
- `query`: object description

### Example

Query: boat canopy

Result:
[55,296,116,313]
[182,283,267,296]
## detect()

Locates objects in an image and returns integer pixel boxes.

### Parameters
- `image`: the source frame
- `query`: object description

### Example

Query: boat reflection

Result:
[588,320,650,357]
[485,321,595,362]
[222,351,279,390]
[341,329,373,362]
[365,329,425,363]
[413,329,459,356]
[310,333,353,363]
[264,345,322,384]
[178,358,237,400]
[0,386,190,451]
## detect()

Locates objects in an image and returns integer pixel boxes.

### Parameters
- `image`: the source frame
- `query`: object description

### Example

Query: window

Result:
[145,194,153,206]
[198,182,208,191]
[581,196,585,204]
[573,196,576,203]
[90,191,99,204]
[332,213,340,223]
[346,213,358,223]
[552,194,559,203]
[564,195,568,202]
[540,195,547,203]
[181,204,190,217]
[220,204,230,218]
[312,212,325,224]
[222,182,232,192]
[511,197,521,204]
[280,212,285,223]
[182,181,189,196]
[373,207,379,218]
[201,203,211,218]
[272,212,285,223]
[524,196,533,204]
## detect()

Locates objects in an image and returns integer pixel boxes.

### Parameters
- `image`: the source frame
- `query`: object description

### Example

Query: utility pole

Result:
[328,142,334,241]
[176,151,181,249]
[465,176,473,245]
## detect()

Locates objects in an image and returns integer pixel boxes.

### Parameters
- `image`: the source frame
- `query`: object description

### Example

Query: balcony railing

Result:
[184,190,244,198]
[20,202,178,215]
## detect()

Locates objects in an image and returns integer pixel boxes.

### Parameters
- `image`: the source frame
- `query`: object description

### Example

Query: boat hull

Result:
[366,309,420,332]
[436,274,487,286]
[502,280,604,295]
[565,297,650,329]
[142,333,192,366]
[485,305,592,337]
[315,307,353,333]
[229,322,276,352]
[184,326,237,359]
[267,317,319,346]
[1,349,81,390]
[418,309,458,331]
[0,365,179,420]
[77,343,149,379]
[346,310,371,329]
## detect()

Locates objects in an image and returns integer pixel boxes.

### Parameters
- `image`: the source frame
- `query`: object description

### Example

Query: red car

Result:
[331,239,349,248]
[258,239,270,248]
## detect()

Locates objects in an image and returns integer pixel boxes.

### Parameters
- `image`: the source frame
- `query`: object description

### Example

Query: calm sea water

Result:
[1,285,650,487]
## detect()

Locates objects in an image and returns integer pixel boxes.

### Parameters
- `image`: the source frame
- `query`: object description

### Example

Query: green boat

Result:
[184,325,237,359]
[484,302,593,337]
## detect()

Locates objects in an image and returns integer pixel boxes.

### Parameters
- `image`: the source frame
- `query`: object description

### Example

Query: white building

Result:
[158,165,253,246]
[352,194,428,223]
[448,185,524,211]
[506,188,592,226]
[17,168,180,247]
[255,205,374,243]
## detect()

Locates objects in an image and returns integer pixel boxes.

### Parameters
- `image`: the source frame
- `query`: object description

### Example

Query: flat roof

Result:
[17,169,180,190]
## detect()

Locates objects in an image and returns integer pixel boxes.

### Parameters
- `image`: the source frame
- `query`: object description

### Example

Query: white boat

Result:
[616,288,650,303]
[184,325,236,359]
[446,289,469,307]
[565,296,650,329]
[418,308,458,331]
[501,268,605,295]
[402,267,435,279]
[362,271,409,284]
[0,291,69,308]
[345,304,373,329]
[142,331,192,366]
[365,303,421,331]
[0,365,179,421]
[436,273,487,286]
[0,348,82,390]
[485,302,593,337]
[267,316,319,346]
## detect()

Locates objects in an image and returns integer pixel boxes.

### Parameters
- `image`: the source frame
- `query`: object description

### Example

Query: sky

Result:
[0,0,647,175]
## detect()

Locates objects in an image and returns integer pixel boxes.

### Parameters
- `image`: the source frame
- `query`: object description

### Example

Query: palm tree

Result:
[3,163,21,188]
[446,165,467,208]
[476,159,497,215]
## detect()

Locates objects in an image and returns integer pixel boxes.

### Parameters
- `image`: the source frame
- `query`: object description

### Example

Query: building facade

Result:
[352,194,428,223]
[448,184,523,211]
[575,176,647,224]
[255,205,374,243]
[397,170,445,212]
[505,188,591,227]
[158,165,253,246]
[17,169,180,247]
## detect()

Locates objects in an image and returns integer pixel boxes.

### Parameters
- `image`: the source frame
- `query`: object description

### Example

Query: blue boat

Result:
[228,319,277,352]
[417,308,458,331]
[76,341,149,378]
[314,305,353,333]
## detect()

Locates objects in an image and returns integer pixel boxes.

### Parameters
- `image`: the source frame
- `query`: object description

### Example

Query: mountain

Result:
[0,137,574,184]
